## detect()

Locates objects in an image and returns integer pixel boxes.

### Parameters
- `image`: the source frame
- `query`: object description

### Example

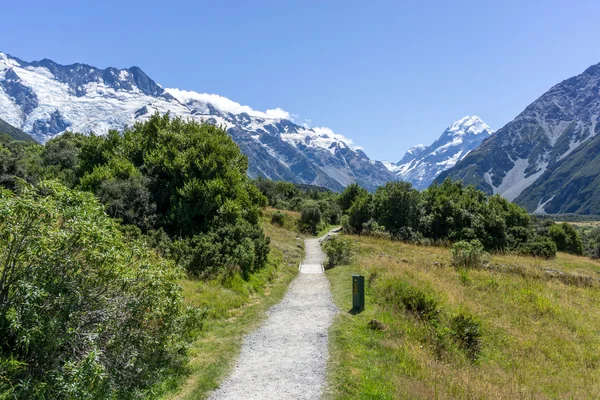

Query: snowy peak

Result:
[1,52,163,98]
[389,116,494,189]
[397,144,428,165]
[0,51,395,192]
[438,59,600,214]
[447,115,492,136]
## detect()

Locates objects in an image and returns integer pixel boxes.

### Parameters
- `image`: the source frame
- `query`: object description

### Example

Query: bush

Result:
[299,206,322,235]
[384,280,440,322]
[0,182,200,399]
[347,194,373,234]
[338,183,369,214]
[361,219,390,239]
[549,223,583,255]
[271,210,286,227]
[451,240,485,269]
[340,214,353,234]
[323,235,355,269]
[517,236,557,259]
[451,312,482,361]
[374,181,421,238]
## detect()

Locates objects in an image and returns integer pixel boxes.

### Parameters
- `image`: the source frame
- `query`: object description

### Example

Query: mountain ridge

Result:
[438,60,600,213]
[0,51,395,191]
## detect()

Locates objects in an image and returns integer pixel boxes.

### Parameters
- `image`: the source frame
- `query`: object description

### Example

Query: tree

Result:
[0,181,199,399]
[549,223,583,255]
[347,193,373,234]
[75,114,270,277]
[299,206,322,235]
[338,183,368,214]
[374,181,421,239]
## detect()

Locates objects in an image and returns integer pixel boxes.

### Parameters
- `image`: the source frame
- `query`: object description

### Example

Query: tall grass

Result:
[326,235,600,399]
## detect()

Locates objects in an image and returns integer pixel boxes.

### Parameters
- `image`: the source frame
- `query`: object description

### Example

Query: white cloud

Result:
[311,126,363,150]
[165,88,291,120]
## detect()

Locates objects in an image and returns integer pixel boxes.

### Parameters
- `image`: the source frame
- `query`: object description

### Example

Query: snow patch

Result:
[495,159,548,201]
[533,196,555,214]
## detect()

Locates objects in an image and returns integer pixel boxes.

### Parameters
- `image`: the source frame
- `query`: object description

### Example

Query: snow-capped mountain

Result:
[0,52,395,191]
[438,61,600,214]
[386,116,494,189]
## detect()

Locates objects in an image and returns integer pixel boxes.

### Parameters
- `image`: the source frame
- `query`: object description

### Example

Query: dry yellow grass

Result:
[326,235,600,399]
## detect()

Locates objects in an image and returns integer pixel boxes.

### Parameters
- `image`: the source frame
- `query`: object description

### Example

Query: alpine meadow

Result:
[2,2,600,399]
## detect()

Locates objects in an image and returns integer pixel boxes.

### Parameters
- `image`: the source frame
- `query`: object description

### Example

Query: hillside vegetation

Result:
[326,236,600,399]
[0,115,302,399]
[1,113,596,399]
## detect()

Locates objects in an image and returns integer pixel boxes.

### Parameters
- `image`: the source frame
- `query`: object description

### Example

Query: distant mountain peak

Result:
[386,116,494,189]
[438,60,600,214]
[448,115,492,136]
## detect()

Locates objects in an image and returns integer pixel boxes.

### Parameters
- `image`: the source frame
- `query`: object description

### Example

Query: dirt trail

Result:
[208,230,339,400]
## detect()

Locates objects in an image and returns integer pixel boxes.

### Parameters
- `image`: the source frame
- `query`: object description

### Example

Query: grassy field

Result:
[162,209,304,399]
[325,235,600,399]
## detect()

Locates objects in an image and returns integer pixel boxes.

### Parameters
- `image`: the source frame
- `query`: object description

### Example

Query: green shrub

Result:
[323,235,355,269]
[341,214,353,234]
[361,219,390,239]
[517,236,557,259]
[549,223,584,255]
[384,280,440,321]
[347,194,373,234]
[450,312,482,361]
[299,206,322,235]
[271,210,286,227]
[338,183,368,214]
[0,182,200,399]
[451,240,485,269]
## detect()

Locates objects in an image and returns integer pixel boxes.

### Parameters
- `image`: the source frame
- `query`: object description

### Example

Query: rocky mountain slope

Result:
[0,52,394,191]
[438,61,600,214]
[385,116,494,189]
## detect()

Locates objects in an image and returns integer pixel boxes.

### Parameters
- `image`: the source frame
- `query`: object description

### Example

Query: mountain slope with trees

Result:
[438,61,600,213]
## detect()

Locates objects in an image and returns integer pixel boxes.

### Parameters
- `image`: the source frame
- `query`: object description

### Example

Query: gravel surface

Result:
[208,231,339,400]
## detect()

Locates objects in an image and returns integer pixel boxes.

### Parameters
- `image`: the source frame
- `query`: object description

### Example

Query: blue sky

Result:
[3,0,600,161]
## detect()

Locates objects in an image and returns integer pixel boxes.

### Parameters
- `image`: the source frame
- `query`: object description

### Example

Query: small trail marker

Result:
[352,274,364,311]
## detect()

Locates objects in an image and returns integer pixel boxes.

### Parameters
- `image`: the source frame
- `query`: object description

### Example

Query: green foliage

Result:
[361,219,390,239]
[299,206,322,235]
[347,194,373,234]
[516,236,557,259]
[549,223,583,255]
[323,235,355,269]
[338,183,368,213]
[270,210,286,226]
[384,280,440,322]
[0,134,42,190]
[374,181,422,240]
[0,182,200,399]
[451,240,486,269]
[422,180,531,250]
[450,312,482,361]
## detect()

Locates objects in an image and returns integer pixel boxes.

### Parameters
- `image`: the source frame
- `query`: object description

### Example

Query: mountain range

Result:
[2,51,600,214]
[439,61,600,214]
[0,52,395,192]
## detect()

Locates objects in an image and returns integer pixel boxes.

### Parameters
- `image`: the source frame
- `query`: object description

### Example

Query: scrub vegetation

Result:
[325,236,600,399]
[1,115,597,399]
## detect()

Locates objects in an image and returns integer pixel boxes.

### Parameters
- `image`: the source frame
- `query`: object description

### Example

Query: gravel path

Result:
[208,230,339,400]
